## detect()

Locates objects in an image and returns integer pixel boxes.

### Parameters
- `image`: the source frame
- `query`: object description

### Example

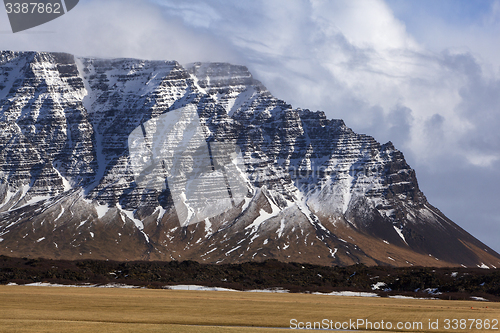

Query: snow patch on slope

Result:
[54,207,65,222]
[393,225,408,245]
[276,218,285,238]
[52,163,72,191]
[116,204,149,243]
[245,191,281,232]
[95,203,110,219]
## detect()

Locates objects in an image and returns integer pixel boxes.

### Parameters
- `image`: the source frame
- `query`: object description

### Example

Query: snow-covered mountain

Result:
[0,51,499,267]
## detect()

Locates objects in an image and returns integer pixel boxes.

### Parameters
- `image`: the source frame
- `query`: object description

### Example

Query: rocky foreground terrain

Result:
[1,256,499,302]
[0,51,499,267]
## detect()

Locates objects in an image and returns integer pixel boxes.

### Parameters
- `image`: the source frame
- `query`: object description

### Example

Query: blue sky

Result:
[388,0,494,25]
[1,0,499,254]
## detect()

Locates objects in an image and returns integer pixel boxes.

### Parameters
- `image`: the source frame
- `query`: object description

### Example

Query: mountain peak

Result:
[0,51,499,268]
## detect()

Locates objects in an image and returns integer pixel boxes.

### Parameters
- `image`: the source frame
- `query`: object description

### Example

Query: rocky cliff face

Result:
[1,51,499,267]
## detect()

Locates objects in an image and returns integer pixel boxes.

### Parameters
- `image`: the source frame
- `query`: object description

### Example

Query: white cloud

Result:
[310,0,417,50]
[0,0,238,63]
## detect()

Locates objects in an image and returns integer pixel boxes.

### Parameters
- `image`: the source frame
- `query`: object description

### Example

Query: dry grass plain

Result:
[0,285,499,332]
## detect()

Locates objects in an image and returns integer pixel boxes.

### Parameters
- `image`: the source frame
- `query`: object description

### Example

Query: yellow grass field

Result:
[0,285,499,332]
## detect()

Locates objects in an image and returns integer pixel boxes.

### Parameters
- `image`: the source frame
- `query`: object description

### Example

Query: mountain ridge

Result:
[0,50,499,268]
